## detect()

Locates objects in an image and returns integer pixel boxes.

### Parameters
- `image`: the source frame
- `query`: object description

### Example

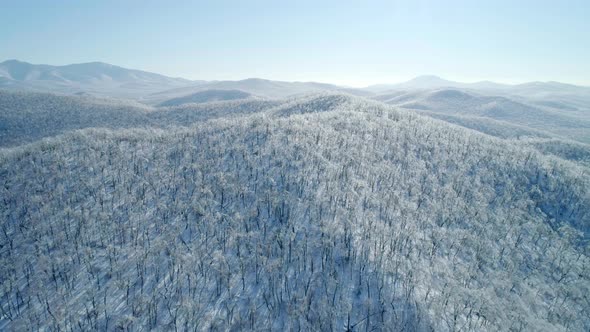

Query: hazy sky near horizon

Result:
[1,0,589,87]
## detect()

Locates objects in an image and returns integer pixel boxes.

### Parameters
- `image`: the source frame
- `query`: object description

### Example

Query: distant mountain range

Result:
[366,75,511,91]
[366,74,590,96]
[3,60,589,102]
[0,60,194,98]
[0,60,366,100]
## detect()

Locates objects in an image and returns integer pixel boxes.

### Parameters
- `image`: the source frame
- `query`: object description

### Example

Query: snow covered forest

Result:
[1,90,589,331]
[3,0,590,327]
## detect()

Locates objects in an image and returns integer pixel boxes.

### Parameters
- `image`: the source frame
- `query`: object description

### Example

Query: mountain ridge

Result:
[365,75,590,92]
[0,60,194,99]
[3,60,590,101]
[0,59,191,82]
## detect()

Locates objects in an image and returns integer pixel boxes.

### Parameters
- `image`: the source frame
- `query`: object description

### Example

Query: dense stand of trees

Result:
[0,95,589,331]
[0,90,279,148]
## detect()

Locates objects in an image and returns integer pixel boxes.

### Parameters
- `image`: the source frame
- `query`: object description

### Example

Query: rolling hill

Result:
[3,89,590,167]
[144,78,371,103]
[0,90,356,148]
[0,90,154,147]
[374,88,590,144]
[157,89,254,106]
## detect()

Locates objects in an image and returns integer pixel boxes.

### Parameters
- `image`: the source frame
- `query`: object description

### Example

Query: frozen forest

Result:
[1,84,589,331]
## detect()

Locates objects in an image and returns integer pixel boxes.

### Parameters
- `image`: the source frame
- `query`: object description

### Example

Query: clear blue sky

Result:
[1,0,589,86]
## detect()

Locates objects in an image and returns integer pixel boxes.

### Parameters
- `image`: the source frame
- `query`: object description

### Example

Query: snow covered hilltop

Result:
[1,91,588,331]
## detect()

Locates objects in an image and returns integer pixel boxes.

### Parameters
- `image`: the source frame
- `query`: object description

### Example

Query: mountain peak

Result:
[411,74,445,80]
[406,75,453,84]
[397,75,458,89]
[1,59,29,65]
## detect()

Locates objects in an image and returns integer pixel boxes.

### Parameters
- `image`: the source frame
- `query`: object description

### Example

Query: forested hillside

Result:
[1,96,588,331]
[0,91,152,147]
[0,90,279,147]
[0,91,379,148]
